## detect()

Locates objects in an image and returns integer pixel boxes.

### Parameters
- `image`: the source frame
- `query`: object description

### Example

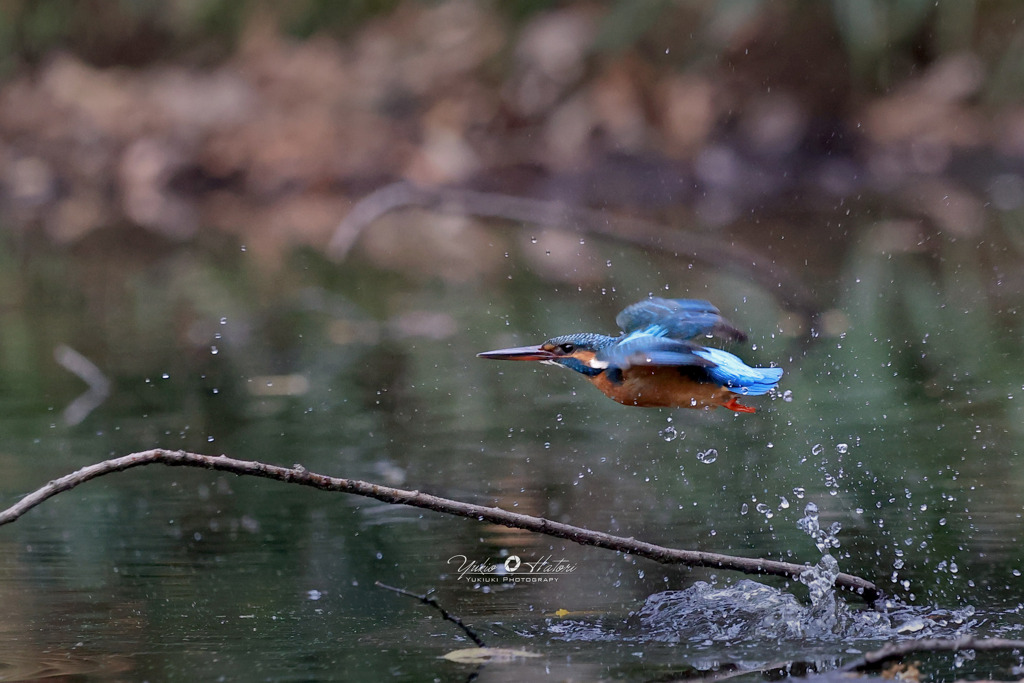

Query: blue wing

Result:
[597,336,783,395]
[692,347,784,396]
[604,298,782,395]
[596,335,714,369]
[615,298,746,342]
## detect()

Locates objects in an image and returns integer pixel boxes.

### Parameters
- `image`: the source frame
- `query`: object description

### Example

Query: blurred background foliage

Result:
[0,0,1019,258]
[0,0,1019,86]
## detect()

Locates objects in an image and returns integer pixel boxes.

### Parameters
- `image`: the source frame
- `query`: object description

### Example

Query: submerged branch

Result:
[843,636,1024,672]
[375,581,486,647]
[0,449,881,603]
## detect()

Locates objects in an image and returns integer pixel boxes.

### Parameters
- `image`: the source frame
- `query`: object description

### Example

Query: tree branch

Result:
[0,449,881,603]
[842,636,1024,672]
[375,581,486,647]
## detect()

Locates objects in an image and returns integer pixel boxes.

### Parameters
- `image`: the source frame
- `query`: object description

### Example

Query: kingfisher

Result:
[478,298,783,413]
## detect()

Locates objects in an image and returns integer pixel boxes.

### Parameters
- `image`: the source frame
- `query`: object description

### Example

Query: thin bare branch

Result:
[0,449,881,603]
[842,636,1024,672]
[375,581,486,647]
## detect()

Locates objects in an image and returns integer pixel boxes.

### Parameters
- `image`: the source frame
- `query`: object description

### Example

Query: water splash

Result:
[659,425,678,441]
[550,499,982,653]
[800,553,841,608]
[658,416,681,442]
[796,502,841,553]
[631,580,891,644]
[696,449,718,464]
[551,587,978,648]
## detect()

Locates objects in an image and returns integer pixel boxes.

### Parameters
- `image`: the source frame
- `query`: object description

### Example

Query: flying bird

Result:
[478,298,783,413]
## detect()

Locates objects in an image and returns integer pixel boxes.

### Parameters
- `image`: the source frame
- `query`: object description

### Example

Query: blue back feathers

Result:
[598,297,783,395]
[615,298,747,342]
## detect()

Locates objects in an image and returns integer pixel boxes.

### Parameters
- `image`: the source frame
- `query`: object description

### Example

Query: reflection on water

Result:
[0,198,1023,679]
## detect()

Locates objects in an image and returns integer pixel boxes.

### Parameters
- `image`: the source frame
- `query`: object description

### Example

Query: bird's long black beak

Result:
[477,345,556,361]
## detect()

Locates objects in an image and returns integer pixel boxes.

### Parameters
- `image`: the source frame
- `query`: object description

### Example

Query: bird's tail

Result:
[693,347,784,396]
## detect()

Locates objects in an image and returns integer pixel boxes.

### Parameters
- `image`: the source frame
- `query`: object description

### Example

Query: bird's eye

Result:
[559,343,575,353]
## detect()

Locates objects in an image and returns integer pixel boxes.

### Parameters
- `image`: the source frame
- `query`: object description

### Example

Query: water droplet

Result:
[606,259,613,267]
[659,425,678,442]
[797,501,842,553]
[211,346,219,355]
[792,487,806,499]
[530,235,538,244]
[782,390,793,402]
[740,503,749,515]
[836,443,849,454]
[778,496,790,509]
[697,449,718,464]
[811,444,824,456]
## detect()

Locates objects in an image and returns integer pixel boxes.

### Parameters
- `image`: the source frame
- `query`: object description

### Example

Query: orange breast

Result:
[587,366,735,409]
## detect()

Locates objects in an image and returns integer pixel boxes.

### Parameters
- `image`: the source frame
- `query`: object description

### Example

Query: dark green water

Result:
[0,203,1023,681]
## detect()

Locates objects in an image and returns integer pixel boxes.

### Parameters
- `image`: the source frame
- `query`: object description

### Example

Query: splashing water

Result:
[658,417,683,442]
[659,425,678,442]
[631,580,892,644]
[551,584,978,651]
[696,449,718,464]
[550,499,983,651]
[800,554,841,608]
[792,499,857,637]
[796,502,841,553]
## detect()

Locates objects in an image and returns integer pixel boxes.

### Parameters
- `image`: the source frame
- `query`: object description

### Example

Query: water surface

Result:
[0,199,1022,680]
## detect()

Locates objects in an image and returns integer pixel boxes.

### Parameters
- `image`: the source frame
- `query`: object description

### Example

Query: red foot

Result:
[723,396,756,414]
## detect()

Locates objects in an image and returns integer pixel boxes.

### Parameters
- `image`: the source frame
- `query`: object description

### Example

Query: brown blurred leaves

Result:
[0,0,1020,266]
